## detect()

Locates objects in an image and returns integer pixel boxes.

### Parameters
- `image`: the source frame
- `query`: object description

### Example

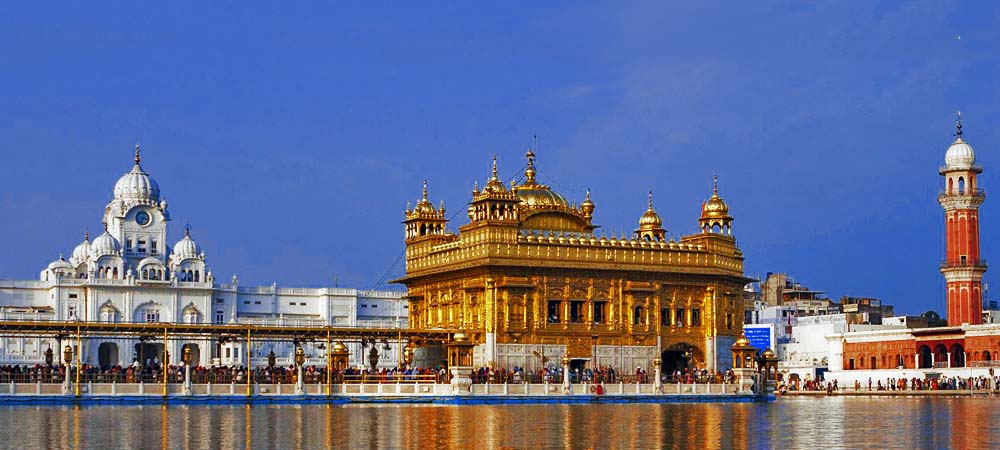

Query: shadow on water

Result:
[1,397,998,449]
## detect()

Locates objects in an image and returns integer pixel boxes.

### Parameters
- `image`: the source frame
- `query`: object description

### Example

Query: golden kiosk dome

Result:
[638,191,663,229]
[701,175,730,219]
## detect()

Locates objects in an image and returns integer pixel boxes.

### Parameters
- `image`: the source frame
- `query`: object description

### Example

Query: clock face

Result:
[136,211,150,226]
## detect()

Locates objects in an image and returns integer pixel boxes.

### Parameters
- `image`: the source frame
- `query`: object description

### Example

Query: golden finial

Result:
[184,223,191,237]
[492,155,498,179]
[422,180,428,200]
[134,143,141,165]
[473,180,480,195]
[956,110,963,138]
[648,190,654,210]
[713,174,719,195]
[405,201,411,213]
[84,228,89,241]
[524,148,537,184]
[585,189,591,201]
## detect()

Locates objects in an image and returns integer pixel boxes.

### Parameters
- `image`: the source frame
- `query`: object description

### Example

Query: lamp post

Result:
[294,346,306,395]
[181,345,193,396]
[561,354,571,394]
[62,345,73,395]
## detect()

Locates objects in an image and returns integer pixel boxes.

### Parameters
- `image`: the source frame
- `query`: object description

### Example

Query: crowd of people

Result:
[0,361,447,384]
[779,375,1000,393]
[469,365,737,384]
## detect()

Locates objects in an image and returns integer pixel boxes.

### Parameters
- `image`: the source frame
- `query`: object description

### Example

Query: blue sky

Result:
[1,1,998,315]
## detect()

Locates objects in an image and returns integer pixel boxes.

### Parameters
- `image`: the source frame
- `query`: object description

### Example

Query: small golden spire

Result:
[422,180,428,200]
[648,190,654,210]
[492,155,498,180]
[134,143,141,165]
[956,110,963,138]
[586,189,591,201]
[473,180,480,195]
[524,149,537,184]
[713,174,719,196]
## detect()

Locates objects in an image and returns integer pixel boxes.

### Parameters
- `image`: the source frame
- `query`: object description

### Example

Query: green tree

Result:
[921,310,947,327]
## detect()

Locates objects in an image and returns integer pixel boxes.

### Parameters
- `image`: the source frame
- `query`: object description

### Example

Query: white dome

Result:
[114,164,161,204]
[171,230,201,260]
[70,237,91,265]
[90,230,121,257]
[47,257,73,271]
[945,136,976,169]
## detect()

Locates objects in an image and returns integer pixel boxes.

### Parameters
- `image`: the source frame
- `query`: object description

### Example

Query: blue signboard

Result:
[743,326,772,352]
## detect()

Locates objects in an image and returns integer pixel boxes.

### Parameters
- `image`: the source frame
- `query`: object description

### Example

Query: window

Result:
[691,309,701,326]
[660,308,670,326]
[215,298,224,304]
[126,240,133,251]
[547,301,561,323]
[243,301,250,305]
[145,310,160,323]
[67,305,77,318]
[676,308,685,327]
[68,294,78,299]
[225,348,231,358]
[290,302,296,306]
[593,302,606,324]
[137,239,146,254]
[633,306,644,325]
[151,239,158,255]
[569,301,585,323]
[299,302,306,306]
[725,313,733,330]
[215,311,224,324]
[253,301,261,305]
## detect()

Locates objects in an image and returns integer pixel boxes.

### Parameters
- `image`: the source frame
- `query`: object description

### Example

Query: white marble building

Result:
[0,146,407,369]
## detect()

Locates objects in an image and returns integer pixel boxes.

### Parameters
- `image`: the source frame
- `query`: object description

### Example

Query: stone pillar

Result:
[946,352,952,369]
[562,354,571,394]
[930,353,935,367]
[915,353,920,369]
[294,346,306,395]
[653,356,663,393]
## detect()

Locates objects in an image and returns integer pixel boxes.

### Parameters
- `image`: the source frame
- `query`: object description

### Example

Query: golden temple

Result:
[394,151,749,374]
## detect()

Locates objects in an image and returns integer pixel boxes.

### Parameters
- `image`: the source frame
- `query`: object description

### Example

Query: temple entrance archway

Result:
[135,343,165,367]
[98,342,119,369]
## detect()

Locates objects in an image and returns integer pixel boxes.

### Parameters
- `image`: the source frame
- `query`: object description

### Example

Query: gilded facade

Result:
[394,151,750,374]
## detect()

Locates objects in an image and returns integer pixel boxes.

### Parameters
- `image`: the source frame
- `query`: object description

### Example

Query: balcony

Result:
[937,188,986,199]
[940,259,987,269]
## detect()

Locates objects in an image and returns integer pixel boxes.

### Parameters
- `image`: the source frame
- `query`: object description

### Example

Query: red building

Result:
[938,114,986,326]
[828,117,1000,381]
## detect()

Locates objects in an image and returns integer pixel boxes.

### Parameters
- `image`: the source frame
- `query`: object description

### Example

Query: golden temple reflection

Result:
[160,404,168,450]
[244,403,252,450]
[72,404,81,450]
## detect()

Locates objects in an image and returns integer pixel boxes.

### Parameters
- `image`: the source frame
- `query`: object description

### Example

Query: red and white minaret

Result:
[939,113,986,326]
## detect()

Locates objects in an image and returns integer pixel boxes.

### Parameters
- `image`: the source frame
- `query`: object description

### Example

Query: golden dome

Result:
[701,176,730,219]
[452,332,469,342]
[732,333,751,349]
[413,180,437,214]
[483,156,507,193]
[512,150,570,207]
[580,189,595,216]
[638,191,663,230]
[762,348,776,358]
[332,341,347,353]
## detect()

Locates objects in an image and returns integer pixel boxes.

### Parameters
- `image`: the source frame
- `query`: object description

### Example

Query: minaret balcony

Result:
[937,188,985,199]
[940,259,987,270]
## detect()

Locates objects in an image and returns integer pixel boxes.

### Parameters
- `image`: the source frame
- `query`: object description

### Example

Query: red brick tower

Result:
[938,113,986,325]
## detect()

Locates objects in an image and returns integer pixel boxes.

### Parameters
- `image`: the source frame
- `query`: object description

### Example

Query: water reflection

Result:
[2,398,999,449]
